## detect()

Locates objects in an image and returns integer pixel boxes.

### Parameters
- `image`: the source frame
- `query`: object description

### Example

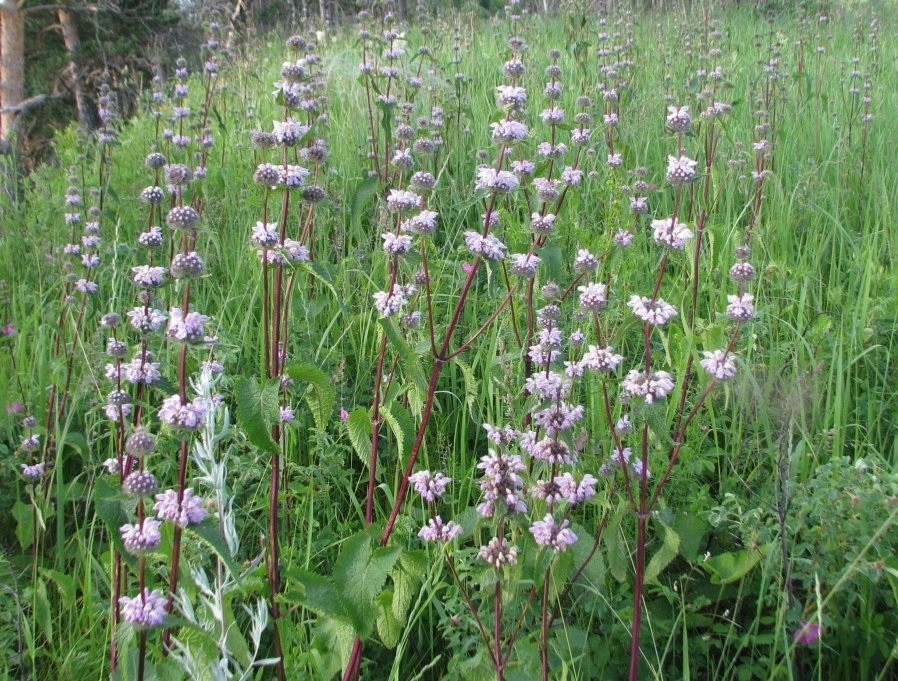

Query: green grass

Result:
[2,2,898,679]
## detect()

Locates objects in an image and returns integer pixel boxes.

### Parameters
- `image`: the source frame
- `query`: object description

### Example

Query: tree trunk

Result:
[57,7,100,132]
[0,0,25,149]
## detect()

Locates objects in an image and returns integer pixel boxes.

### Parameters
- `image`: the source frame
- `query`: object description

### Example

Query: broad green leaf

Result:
[12,500,34,550]
[288,362,335,433]
[384,401,415,457]
[40,568,75,604]
[674,511,707,564]
[704,545,768,584]
[235,376,279,453]
[569,522,605,586]
[296,261,345,311]
[34,578,53,642]
[350,174,383,231]
[391,549,428,624]
[94,478,138,569]
[333,531,401,637]
[378,318,412,360]
[345,407,373,469]
[379,407,404,460]
[282,567,347,619]
[186,517,242,585]
[375,590,402,649]
[604,509,629,582]
[645,518,681,582]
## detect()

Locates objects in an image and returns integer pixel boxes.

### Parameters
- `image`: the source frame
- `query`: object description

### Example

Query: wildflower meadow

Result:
[1,1,897,679]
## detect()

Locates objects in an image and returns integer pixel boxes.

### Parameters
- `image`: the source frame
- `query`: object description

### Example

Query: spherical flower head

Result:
[119,588,167,629]
[525,371,570,401]
[630,196,649,215]
[666,105,692,133]
[482,423,520,446]
[21,433,41,451]
[496,85,527,110]
[726,293,755,322]
[700,349,738,381]
[251,221,280,247]
[539,106,565,124]
[532,177,560,202]
[464,232,506,260]
[562,166,583,186]
[272,118,309,146]
[478,536,518,568]
[123,470,158,498]
[652,218,694,251]
[166,206,200,230]
[106,338,128,359]
[502,59,526,79]
[22,415,37,428]
[125,429,156,457]
[628,296,678,325]
[490,120,529,145]
[254,163,282,187]
[373,284,415,317]
[132,265,168,288]
[555,472,598,504]
[532,478,563,503]
[402,210,439,235]
[475,167,518,194]
[138,226,164,250]
[477,450,526,513]
[622,369,675,404]
[527,436,575,465]
[578,282,608,312]
[729,262,755,283]
[386,189,421,213]
[120,517,162,555]
[382,232,414,256]
[408,470,452,502]
[666,155,698,186]
[21,462,46,480]
[581,345,624,373]
[607,153,623,167]
[166,308,211,344]
[410,170,436,188]
[573,249,599,273]
[102,458,120,475]
[153,488,208,527]
[164,163,193,186]
[529,212,556,235]
[508,253,541,278]
[140,186,165,204]
[418,516,462,543]
[159,394,208,432]
[127,307,167,334]
[170,252,205,279]
[283,239,310,262]
[391,149,415,170]
[530,515,577,552]
[145,152,166,169]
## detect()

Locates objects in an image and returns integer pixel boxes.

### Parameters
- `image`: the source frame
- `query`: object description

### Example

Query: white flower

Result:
[700,349,738,381]
[581,345,623,373]
[464,232,506,260]
[652,218,693,250]
[381,232,414,255]
[628,296,678,325]
[622,369,675,404]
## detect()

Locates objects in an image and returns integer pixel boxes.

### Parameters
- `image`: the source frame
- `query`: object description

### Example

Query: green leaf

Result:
[704,545,768,584]
[674,511,707,564]
[604,509,629,582]
[452,357,478,414]
[333,531,401,637]
[186,517,242,585]
[94,477,138,569]
[378,318,412,360]
[288,363,335,433]
[296,261,345,311]
[537,242,563,282]
[384,401,415,457]
[391,550,428,625]
[375,590,402,649]
[350,174,383,232]
[34,578,53,642]
[569,522,605,586]
[235,376,280,453]
[345,408,373,469]
[282,567,347,619]
[645,518,681,582]
[12,500,34,550]
[40,568,75,604]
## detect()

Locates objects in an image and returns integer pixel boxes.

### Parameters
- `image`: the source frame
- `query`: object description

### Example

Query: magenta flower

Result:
[793,621,822,645]
[1,323,14,336]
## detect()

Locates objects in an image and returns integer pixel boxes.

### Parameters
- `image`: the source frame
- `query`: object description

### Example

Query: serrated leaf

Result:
[288,363,335,433]
[235,376,279,453]
[384,402,415,457]
[333,531,401,637]
[645,518,681,582]
[379,407,403,460]
[378,318,412,360]
[604,509,629,582]
[375,590,402,649]
[282,567,347,619]
[453,357,478,414]
[345,408,373,469]
[40,568,75,604]
[186,517,242,585]
[391,550,428,624]
[34,578,53,642]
